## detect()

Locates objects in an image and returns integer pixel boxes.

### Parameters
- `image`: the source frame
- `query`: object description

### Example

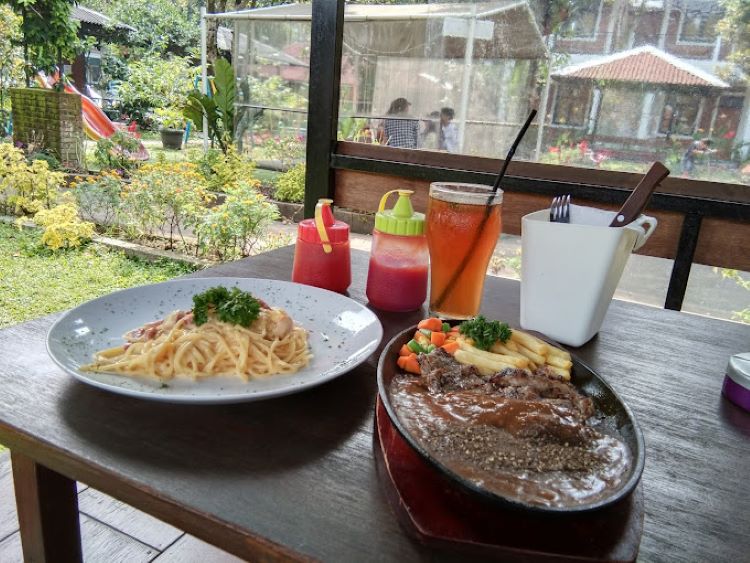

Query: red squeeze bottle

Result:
[292,199,351,294]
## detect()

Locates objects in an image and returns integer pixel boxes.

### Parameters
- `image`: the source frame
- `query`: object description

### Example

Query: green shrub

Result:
[196,181,279,260]
[33,201,95,250]
[120,161,213,250]
[184,57,234,152]
[190,145,256,193]
[117,55,198,128]
[274,163,305,203]
[93,131,142,174]
[28,150,60,170]
[0,143,64,215]
[72,171,123,226]
[154,106,187,130]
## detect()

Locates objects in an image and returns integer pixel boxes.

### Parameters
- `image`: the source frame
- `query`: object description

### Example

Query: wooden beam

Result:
[11,452,82,563]
[304,0,345,219]
[335,141,750,207]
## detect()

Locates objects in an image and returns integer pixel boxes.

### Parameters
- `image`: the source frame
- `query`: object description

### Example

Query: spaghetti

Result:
[82,303,311,381]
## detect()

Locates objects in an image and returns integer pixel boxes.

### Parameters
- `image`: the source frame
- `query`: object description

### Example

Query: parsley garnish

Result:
[459,316,512,351]
[192,286,261,327]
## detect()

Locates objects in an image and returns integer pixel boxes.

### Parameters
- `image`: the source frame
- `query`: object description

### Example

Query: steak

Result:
[416,349,594,420]
[417,348,485,393]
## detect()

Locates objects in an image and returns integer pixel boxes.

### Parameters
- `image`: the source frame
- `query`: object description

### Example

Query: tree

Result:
[116,54,199,126]
[205,0,251,65]
[2,0,79,78]
[0,4,23,115]
[84,0,200,56]
[718,0,750,75]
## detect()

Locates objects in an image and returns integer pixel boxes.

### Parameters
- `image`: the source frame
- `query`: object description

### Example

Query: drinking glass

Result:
[426,182,503,319]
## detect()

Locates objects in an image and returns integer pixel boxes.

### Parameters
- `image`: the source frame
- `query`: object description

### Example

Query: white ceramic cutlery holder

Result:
[520,207,657,347]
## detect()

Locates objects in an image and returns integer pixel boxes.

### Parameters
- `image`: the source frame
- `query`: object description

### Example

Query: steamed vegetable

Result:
[458,316,512,351]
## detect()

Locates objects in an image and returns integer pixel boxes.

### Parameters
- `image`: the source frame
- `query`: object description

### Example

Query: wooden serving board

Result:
[374,398,644,562]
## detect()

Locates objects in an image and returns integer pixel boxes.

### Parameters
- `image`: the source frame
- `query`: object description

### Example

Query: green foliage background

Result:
[116,55,198,126]
[2,0,79,74]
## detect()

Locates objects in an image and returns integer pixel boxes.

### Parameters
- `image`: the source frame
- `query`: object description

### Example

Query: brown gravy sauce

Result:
[390,378,631,508]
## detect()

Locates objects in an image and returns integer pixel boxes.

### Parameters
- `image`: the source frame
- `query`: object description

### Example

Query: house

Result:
[545,0,747,161]
[67,6,135,97]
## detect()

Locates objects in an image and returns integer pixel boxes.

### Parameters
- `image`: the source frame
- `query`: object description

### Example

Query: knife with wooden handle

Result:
[609,162,670,227]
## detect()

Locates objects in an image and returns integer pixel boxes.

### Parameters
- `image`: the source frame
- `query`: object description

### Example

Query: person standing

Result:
[681,138,713,177]
[419,111,440,149]
[439,107,459,153]
[379,97,419,149]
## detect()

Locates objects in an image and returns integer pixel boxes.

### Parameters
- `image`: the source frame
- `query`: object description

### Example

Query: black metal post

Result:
[304,0,345,219]
[665,212,703,311]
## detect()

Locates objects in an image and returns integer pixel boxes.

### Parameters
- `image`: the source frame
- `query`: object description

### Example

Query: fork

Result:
[550,194,571,223]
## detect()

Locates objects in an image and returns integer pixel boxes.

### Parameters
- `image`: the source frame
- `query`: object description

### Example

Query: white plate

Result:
[47,277,383,404]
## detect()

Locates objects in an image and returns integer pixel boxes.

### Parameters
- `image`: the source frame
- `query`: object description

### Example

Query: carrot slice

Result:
[404,355,421,374]
[397,356,408,370]
[441,341,460,355]
[430,331,446,347]
[399,344,412,357]
[417,318,443,332]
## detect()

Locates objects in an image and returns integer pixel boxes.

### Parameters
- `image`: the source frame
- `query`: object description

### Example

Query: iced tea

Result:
[426,183,502,319]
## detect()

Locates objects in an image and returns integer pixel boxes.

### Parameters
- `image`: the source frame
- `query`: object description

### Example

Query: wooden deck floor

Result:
[0,452,245,562]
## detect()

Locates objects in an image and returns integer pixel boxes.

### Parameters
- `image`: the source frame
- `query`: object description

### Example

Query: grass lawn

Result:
[0,222,197,329]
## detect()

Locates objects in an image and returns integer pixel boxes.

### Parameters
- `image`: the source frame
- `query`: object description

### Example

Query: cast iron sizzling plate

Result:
[376,326,646,514]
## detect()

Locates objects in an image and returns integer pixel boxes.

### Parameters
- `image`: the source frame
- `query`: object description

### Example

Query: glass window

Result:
[559,0,601,39]
[552,83,591,126]
[658,94,700,137]
[232,18,310,163]
[224,0,747,187]
[678,10,721,43]
[333,0,746,185]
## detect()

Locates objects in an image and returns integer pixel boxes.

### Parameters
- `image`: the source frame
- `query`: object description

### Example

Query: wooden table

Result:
[0,246,748,562]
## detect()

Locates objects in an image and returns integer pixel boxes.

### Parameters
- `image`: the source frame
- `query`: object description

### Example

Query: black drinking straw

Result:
[432,109,538,311]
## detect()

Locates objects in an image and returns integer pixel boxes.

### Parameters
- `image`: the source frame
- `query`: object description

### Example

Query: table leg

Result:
[11,452,83,563]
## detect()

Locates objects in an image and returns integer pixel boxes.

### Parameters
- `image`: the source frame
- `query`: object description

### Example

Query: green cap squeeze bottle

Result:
[366,190,428,311]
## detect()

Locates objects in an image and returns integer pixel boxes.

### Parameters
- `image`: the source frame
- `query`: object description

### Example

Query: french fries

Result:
[454,350,513,376]
[489,342,527,361]
[546,354,573,370]
[457,339,529,369]
[477,328,572,381]
[510,330,549,356]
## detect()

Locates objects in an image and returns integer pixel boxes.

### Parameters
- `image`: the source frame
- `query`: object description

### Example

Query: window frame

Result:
[557,0,604,42]
[657,93,703,138]
[551,82,592,128]
[676,8,722,46]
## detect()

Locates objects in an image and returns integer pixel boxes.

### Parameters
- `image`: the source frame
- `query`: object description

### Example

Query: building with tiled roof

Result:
[546,44,734,154]
[554,46,729,89]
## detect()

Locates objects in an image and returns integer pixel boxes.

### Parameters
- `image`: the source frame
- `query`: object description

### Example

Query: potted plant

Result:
[155,107,187,150]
